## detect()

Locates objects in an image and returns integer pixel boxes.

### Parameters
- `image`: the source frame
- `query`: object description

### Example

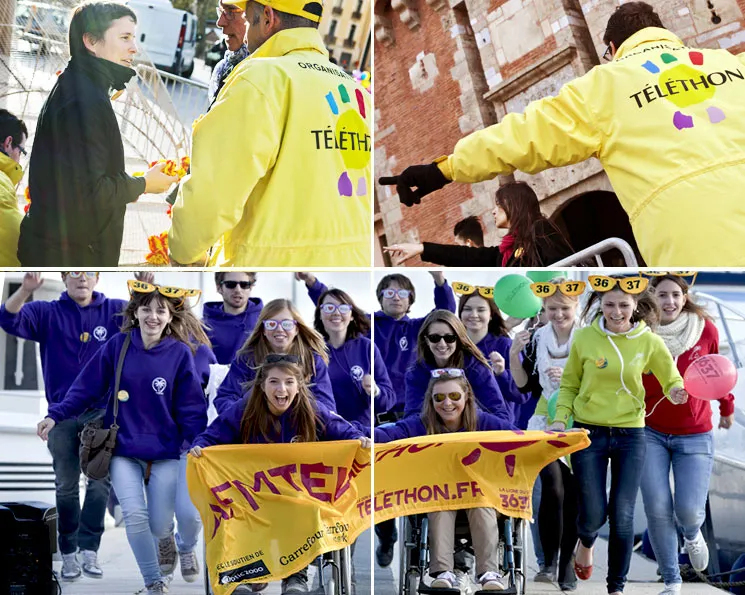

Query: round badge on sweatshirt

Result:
[117,390,129,402]
[595,357,608,369]
[80,332,90,343]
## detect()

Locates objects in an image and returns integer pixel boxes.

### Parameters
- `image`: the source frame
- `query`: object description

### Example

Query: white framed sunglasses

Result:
[430,368,465,379]
[381,288,410,299]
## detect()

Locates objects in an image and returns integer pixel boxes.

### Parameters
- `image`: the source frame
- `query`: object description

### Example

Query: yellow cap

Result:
[224,0,323,22]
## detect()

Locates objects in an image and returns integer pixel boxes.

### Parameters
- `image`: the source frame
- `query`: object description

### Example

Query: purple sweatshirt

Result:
[375,410,515,442]
[193,395,363,446]
[404,355,511,423]
[47,329,207,460]
[213,350,336,415]
[374,284,456,413]
[0,291,126,404]
[202,298,263,364]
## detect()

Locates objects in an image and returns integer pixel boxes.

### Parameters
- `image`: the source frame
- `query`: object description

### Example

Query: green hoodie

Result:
[555,317,683,428]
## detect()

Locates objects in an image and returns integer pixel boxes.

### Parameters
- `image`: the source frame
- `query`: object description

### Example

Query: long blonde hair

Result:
[238,299,328,380]
[240,359,320,444]
[416,310,490,369]
[421,373,478,435]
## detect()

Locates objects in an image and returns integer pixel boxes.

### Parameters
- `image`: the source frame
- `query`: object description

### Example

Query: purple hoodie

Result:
[0,291,126,404]
[202,298,264,364]
[47,329,208,460]
[404,355,511,423]
[375,410,515,442]
[475,333,532,426]
[193,395,363,447]
[213,350,336,415]
[374,283,456,413]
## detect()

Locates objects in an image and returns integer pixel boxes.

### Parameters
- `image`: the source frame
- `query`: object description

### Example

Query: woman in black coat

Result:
[384,182,575,267]
[18,2,177,266]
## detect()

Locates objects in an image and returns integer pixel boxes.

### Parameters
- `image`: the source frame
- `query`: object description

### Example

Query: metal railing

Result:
[551,237,639,267]
[0,461,55,492]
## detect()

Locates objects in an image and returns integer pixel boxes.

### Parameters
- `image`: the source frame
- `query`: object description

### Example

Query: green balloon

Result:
[547,389,573,429]
[492,274,541,319]
[527,270,567,282]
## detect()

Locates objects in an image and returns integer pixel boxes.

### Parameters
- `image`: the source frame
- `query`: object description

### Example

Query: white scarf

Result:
[534,322,577,397]
[655,311,705,359]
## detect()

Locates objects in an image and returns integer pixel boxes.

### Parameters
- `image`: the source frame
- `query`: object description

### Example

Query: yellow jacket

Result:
[437,28,745,266]
[0,152,23,266]
[169,28,372,266]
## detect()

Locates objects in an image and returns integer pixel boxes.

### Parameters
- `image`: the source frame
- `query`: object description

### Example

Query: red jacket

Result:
[644,319,735,435]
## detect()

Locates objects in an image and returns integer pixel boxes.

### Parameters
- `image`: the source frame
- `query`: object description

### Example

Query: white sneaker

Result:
[479,571,507,591]
[60,552,81,581]
[432,570,457,589]
[658,583,682,595]
[146,579,169,594]
[684,530,710,572]
[78,549,103,578]
[179,550,200,583]
[454,569,470,593]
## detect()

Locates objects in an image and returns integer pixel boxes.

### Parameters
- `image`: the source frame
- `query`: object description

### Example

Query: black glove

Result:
[379,162,450,207]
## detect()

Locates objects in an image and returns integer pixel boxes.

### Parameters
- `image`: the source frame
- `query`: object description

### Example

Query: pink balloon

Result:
[683,354,738,401]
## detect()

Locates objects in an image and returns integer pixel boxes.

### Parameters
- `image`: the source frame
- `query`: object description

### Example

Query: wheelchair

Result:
[397,510,528,595]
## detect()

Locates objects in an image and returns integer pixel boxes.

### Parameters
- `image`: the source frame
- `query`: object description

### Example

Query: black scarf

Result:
[66,52,136,93]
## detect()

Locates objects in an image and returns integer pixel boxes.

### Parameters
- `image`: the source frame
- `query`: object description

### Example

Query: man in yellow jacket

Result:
[0,110,27,266]
[169,0,372,267]
[380,2,745,267]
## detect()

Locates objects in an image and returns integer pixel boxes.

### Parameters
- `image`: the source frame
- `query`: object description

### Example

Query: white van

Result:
[126,0,197,78]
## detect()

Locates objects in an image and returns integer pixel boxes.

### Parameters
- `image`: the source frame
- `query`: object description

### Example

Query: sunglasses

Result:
[263,319,297,332]
[430,368,464,378]
[216,6,243,19]
[220,280,254,290]
[127,279,201,304]
[530,280,586,297]
[452,281,493,300]
[66,272,98,279]
[642,271,698,286]
[264,354,300,364]
[381,288,410,300]
[588,275,649,294]
[433,392,463,403]
[425,333,458,344]
[320,303,353,315]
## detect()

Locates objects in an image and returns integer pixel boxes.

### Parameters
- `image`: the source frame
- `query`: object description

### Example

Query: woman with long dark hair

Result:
[383,182,574,267]
[19,1,177,266]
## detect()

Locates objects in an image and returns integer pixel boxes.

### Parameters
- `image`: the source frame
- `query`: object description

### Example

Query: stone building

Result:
[320,0,372,70]
[373,0,745,265]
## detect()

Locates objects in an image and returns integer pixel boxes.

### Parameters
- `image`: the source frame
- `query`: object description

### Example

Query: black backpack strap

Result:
[111,333,132,426]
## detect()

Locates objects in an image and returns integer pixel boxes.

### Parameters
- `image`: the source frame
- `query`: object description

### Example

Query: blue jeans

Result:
[110,457,179,586]
[174,452,201,553]
[640,428,713,585]
[571,424,646,594]
[531,473,545,567]
[46,410,111,555]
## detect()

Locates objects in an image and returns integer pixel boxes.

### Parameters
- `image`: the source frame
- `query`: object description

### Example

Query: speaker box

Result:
[0,502,57,595]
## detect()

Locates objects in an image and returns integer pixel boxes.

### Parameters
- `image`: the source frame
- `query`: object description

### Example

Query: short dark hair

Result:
[68,2,137,59]
[215,271,257,286]
[453,216,484,247]
[247,1,320,30]
[603,2,664,49]
[0,109,28,147]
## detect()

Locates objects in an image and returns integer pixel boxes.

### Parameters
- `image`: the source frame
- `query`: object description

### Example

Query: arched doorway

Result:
[551,191,646,266]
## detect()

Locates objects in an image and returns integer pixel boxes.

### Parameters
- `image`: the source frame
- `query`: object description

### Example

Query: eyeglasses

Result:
[452,281,493,300]
[381,288,410,300]
[263,319,297,332]
[433,392,463,403]
[425,333,458,344]
[220,280,254,290]
[320,303,353,315]
[127,279,201,307]
[15,144,27,157]
[530,280,586,298]
[216,6,243,20]
[588,275,649,295]
[603,45,612,61]
[264,354,300,364]
[430,368,464,378]
[66,272,98,279]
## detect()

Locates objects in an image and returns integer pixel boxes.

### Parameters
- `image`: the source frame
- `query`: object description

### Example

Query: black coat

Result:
[18,54,145,266]
[421,219,574,267]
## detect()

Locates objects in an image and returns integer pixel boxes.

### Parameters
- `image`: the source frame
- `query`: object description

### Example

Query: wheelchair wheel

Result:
[204,542,213,595]
[512,519,528,595]
[338,546,353,594]
[405,569,420,595]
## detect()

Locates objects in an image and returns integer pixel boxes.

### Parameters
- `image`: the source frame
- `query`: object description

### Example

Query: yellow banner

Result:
[186,441,371,593]
[370,430,590,523]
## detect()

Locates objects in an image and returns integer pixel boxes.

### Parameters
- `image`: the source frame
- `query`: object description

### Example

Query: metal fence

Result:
[0,0,209,264]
